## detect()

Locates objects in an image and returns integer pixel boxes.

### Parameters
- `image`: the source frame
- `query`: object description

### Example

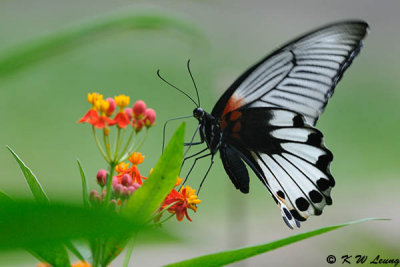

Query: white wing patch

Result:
[227,22,368,126]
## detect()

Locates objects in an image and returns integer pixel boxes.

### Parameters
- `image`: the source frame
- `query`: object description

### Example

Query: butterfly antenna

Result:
[157,70,199,107]
[187,59,200,107]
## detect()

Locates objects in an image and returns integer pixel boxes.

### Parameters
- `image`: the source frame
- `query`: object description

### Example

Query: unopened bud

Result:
[106,97,116,116]
[96,169,107,187]
[144,108,156,127]
[133,100,147,117]
[121,174,133,187]
[124,107,133,121]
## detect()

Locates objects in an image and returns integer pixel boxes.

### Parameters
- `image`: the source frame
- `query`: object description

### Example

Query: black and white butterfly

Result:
[159,20,368,229]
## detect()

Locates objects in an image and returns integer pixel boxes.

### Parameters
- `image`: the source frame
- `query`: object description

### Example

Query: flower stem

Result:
[103,132,112,160]
[134,128,148,151]
[104,162,116,206]
[117,129,135,161]
[113,128,121,161]
[123,233,138,267]
[92,126,109,163]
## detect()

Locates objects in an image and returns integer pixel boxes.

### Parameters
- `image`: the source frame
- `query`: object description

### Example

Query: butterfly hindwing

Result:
[220,144,250,194]
[212,21,368,126]
[221,108,334,223]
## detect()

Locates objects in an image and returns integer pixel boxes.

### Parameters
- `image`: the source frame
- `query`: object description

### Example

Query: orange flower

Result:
[175,177,183,187]
[115,162,146,185]
[78,92,103,125]
[37,263,51,267]
[129,152,145,165]
[162,185,201,221]
[71,261,91,267]
[92,99,113,129]
[109,94,131,128]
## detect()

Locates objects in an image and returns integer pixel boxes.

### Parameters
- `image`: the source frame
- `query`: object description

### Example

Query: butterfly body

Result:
[168,21,368,228]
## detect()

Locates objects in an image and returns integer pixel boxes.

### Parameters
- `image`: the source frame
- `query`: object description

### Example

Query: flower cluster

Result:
[79,92,156,131]
[156,177,201,222]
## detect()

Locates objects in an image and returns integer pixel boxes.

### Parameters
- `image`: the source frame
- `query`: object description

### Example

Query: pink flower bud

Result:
[132,182,141,190]
[134,118,144,132]
[112,176,119,187]
[89,190,98,201]
[133,100,147,117]
[121,174,133,186]
[114,184,124,196]
[144,108,156,127]
[124,107,133,121]
[96,169,107,187]
[106,98,116,116]
[127,186,137,195]
[122,187,130,198]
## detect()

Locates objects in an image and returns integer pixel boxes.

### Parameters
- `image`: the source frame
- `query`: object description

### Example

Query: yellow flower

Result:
[87,92,103,105]
[114,94,130,109]
[115,162,130,174]
[94,99,110,114]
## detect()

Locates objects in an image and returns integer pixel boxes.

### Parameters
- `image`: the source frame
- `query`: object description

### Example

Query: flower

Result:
[144,108,156,127]
[132,118,144,132]
[93,98,113,128]
[128,152,145,165]
[124,107,133,121]
[78,92,103,125]
[109,94,131,128]
[71,261,92,267]
[106,97,116,116]
[133,100,147,117]
[175,177,183,187]
[115,161,146,185]
[112,175,141,198]
[162,185,201,221]
[96,169,107,187]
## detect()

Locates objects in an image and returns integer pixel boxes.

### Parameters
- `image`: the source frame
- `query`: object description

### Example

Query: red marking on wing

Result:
[221,117,228,129]
[222,95,244,117]
[230,111,242,121]
[233,121,241,132]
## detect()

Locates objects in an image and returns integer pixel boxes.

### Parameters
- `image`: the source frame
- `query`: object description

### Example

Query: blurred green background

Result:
[0,0,399,266]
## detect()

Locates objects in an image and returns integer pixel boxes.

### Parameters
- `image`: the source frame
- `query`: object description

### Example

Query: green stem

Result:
[113,128,121,161]
[117,128,136,161]
[104,162,116,206]
[92,126,109,163]
[93,239,102,267]
[103,130,112,160]
[123,232,138,267]
[119,128,148,162]
[115,127,126,160]
[153,213,175,226]
[134,128,148,151]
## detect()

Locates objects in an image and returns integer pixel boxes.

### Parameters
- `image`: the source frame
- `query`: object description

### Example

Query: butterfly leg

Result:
[181,152,212,188]
[181,147,208,170]
[162,115,192,153]
[197,155,215,195]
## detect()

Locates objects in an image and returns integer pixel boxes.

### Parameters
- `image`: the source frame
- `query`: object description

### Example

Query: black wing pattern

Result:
[221,108,334,228]
[212,21,368,126]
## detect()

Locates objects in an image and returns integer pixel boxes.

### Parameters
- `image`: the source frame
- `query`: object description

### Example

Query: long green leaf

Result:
[165,218,388,267]
[122,122,185,223]
[0,200,143,249]
[0,12,203,79]
[7,146,49,204]
[7,147,71,265]
[77,159,89,208]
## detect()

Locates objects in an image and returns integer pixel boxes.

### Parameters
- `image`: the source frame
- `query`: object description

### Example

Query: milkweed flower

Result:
[129,152,145,165]
[93,98,113,129]
[133,100,147,117]
[71,261,92,267]
[78,92,103,125]
[162,185,201,222]
[110,94,131,128]
[144,108,156,127]
[96,169,107,187]
[106,97,116,116]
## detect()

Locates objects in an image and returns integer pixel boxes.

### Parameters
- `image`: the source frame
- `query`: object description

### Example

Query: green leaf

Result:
[28,246,70,267]
[164,218,389,267]
[77,159,89,208]
[122,122,185,223]
[7,146,49,204]
[0,12,204,79]
[102,123,185,265]
[0,200,140,250]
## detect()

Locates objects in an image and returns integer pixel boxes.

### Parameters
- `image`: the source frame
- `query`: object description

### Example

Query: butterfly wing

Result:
[212,20,368,126]
[221,108,334,227]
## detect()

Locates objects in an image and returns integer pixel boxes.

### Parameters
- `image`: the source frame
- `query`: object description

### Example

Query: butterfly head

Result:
[193,107,205,121]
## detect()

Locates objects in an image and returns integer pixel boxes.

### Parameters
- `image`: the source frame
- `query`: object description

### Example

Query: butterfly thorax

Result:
[193,107,223,154]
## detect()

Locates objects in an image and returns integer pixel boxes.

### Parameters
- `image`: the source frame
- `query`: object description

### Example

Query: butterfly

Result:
[159,20,368,229]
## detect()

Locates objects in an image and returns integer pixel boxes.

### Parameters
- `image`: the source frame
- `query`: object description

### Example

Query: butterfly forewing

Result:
[212,21,368,126]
